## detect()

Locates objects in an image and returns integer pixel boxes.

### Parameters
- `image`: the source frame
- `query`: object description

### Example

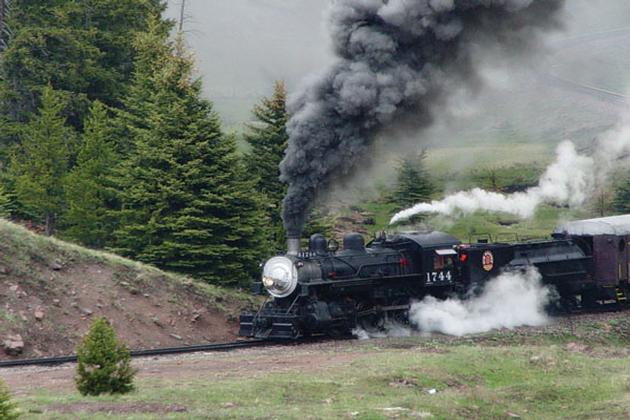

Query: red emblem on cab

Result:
[482,250,494,272]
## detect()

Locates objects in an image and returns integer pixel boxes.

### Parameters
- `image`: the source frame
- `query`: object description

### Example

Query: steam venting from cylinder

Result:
[280,0,566,238]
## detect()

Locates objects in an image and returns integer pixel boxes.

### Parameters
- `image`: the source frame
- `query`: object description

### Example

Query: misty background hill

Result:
[165,0,630,155]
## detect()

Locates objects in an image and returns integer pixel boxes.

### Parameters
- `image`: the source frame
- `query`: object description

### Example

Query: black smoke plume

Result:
[279,0,565,237]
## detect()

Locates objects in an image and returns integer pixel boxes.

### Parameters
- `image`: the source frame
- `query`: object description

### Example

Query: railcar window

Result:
[619,239,626,252]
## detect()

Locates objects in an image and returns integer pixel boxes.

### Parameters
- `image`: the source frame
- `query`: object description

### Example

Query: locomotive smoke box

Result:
[278,0,566,238]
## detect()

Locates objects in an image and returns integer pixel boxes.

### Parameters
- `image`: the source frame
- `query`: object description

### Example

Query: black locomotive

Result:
[239,215,630,339]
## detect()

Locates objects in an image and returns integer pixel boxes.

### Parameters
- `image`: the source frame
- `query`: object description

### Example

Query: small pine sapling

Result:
[75,318,136,396]
[0,379,20,419]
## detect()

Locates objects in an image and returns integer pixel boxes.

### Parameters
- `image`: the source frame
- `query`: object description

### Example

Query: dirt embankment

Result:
[0,220,257,359]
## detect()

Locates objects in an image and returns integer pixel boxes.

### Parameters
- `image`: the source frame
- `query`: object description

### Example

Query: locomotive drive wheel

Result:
[358,312,385,332]
[326,327,350,339]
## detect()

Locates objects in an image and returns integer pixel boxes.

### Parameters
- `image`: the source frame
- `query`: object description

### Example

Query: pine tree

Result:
[0,379,19,420]
[113,36,269,286]
[75,317,135,396]
[0,0,170,163]
[302,209,334,240]
[391,150,434,210]
[11,85,72,235]
[0,0,169,127]
[62,101,117,247]
[110,16,172,154]
[613,174,630,214]
[244,81,289,249]
[0,184,12,218]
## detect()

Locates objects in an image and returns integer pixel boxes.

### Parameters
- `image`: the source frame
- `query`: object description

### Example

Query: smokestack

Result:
[287,235,300,256]
[280,0,566,238]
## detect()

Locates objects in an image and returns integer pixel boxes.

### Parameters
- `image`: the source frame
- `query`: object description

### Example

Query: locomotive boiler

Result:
[240,215,630,339]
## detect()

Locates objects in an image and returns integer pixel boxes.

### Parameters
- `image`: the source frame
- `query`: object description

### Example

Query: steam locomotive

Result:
[239,215,630,339]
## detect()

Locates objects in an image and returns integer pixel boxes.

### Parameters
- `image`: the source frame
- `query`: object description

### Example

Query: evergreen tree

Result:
[113,36,269,286]
[0,184,12,218]
[62,101,117,247]
[11,86,72,235]
[75,317,135,396]
[613,174,630,214]
[244,81,289,249]
[0,0,170,151]
[302,208,334,240]
[0,379,19,420]
[391,149,434,210]
[110,16,172,154]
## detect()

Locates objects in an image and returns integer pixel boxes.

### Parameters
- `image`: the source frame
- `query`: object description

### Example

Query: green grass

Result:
[427,205,591,243]
[14,340,630,419]
[425,143,553,178]
[354,201,590,243]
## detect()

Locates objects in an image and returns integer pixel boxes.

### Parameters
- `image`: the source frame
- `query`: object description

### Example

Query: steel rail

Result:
[0,339,267,369]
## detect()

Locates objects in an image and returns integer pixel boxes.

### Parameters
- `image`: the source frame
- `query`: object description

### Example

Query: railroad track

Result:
[0,339,268,369]
[1,305,626,369]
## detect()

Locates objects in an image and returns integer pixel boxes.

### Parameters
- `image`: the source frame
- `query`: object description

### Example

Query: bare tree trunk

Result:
[45,213,54,237]
[178,0,186,32]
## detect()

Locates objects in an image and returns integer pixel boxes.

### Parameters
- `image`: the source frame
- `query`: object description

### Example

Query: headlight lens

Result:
[262,256,298,298]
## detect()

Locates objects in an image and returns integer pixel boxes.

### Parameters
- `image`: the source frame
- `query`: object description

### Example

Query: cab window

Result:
[434,256,454,271]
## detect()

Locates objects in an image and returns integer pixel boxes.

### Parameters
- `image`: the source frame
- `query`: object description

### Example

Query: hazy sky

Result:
[165,0,332,124]
[165,1,630,127]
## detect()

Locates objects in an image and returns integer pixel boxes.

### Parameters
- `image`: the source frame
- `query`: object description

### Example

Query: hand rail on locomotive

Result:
[356,261,411,278]
[251,297,270,326]
[307,273,432,287]
[330,256,360,272]
[328,261,411,281]
[285,294,300,314]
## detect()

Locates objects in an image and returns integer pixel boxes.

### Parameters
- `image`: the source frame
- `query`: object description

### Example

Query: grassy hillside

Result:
[0,220,256,359]
[352,200,591,243]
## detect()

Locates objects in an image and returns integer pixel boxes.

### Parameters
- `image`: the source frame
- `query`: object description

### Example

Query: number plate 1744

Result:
[425,271,453,285]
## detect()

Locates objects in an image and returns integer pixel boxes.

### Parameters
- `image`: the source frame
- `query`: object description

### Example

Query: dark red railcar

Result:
[553,215,630,304]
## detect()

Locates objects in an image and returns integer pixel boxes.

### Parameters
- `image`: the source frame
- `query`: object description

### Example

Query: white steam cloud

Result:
[409,267,552,336]
[352,322,412,340]
[391,102,630,224]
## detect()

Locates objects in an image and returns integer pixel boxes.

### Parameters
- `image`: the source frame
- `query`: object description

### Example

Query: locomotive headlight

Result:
[262,276,275,288]
[261,256,298,298]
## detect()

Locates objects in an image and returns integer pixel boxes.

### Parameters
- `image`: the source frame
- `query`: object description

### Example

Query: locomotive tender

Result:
[239,215,630,339]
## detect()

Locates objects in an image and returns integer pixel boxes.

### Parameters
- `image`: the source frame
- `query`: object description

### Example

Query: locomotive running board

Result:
[239,312,300,339]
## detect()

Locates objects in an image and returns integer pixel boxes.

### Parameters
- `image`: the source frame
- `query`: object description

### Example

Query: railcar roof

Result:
[553,214,630,236]
[395,231,460,248]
